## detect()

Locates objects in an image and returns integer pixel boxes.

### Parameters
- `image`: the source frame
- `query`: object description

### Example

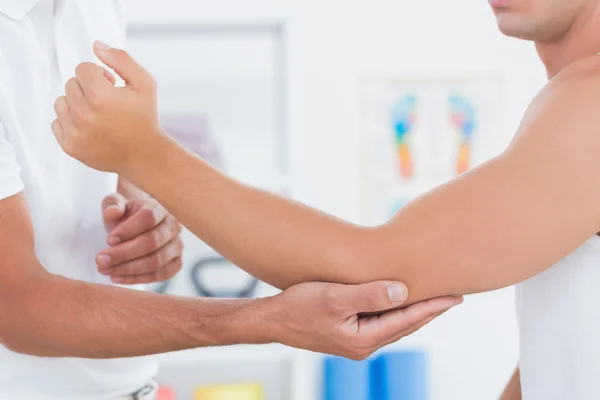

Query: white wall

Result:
[126,1,548,399]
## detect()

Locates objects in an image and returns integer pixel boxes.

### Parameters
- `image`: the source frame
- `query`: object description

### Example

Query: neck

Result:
[535,5,600,79]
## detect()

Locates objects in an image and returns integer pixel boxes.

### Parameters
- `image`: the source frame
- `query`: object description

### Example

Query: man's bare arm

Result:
[0,193,259,358]
[54,46,600,306]
[1,193,460,359]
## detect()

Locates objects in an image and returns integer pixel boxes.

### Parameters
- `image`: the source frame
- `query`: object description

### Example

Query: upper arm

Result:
[349,61,600,304]
[0,192,47,341]
[500,368,521,400]
[0,124,45,325]
[0,193,38,278]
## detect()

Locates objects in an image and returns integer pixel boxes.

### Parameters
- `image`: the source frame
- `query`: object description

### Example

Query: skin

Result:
[53,43,600,303]
[500,369,521,400]
[0,191,462,359]
[0,14,466,362]
[50,0,600,396]
[103,179,185,285]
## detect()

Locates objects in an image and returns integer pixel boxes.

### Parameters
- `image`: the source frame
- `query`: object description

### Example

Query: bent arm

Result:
[0,194,261,358]
[122,67,600,306]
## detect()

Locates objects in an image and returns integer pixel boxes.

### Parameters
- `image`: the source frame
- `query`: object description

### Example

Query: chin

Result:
[495,14,538,40]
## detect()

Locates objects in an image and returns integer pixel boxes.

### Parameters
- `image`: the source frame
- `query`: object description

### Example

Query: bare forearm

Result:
[126,136,363,291]
[2,271,261,358]
[500,368,521,400]
[125,131,600,308]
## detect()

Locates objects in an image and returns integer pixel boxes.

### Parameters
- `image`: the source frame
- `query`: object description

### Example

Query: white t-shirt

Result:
[0,1,158,398]
[517,236,600,399]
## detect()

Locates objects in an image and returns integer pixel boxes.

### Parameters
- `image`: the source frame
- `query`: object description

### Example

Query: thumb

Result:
[102,193,128,222]
[93,41,154,93]
[347,281,408,314]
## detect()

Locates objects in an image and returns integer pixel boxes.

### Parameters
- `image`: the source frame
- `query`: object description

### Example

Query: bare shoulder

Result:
[549,55,600,93]
[511,55,600,150]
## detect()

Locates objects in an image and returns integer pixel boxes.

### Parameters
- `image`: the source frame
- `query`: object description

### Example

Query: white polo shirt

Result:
[0,1,158,398]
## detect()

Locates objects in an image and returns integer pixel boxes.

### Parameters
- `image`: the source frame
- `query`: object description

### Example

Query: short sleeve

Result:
[0,122,24,199]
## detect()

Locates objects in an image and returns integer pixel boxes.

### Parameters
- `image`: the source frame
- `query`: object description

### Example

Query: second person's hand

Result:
[99,192,184,284]
[258,281,463,360]
[52,41,167,175]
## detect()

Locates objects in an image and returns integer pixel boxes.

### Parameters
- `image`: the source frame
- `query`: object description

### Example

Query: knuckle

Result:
[72,104,90,121]
[141,208,157,228]
[66,77,78,91]
[172,219,183,236]
[54,97,66,113]
[365,287,384,309]
[51,119,62,134]
[86,89,105,105]
[146,231,160,252]
[175,238,184,254]
[75,62,94,76]
[114,48,129,61]
[149,253,162,269]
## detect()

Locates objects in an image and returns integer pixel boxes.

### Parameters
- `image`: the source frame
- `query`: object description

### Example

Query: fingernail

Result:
[112,277,125,284]
[97,254,111,266]
[95,41,111,51]
[387,283,408,304]
[98,268,113,276]
[107,236,121,246]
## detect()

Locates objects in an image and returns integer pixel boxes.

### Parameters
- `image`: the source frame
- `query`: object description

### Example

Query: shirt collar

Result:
[0,0,42,20]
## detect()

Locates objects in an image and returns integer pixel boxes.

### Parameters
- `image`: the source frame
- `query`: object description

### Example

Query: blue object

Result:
[371,351,429,400]
[323,357,371,400]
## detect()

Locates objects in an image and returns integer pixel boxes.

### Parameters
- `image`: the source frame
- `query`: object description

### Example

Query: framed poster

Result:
[360,74,505,225]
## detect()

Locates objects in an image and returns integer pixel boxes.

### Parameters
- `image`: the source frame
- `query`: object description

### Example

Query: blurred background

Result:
[124,0,548,399]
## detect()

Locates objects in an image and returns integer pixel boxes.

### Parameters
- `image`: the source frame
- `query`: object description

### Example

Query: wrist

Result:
[222,297,277,346]
[120,128,177,188]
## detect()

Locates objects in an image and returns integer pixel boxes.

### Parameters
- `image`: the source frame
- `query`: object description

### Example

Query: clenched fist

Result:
[52,41,168,175]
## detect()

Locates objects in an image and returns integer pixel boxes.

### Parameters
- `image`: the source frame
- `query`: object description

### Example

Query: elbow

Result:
[0,293,34,356]
[322,225,402,285]
[0,294,27,355]
[0,331,32,356]
[0,276,55,357]
[333,226,433,305]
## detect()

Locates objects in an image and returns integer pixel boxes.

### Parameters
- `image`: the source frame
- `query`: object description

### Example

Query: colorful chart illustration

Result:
[391,95,418,180]
[449,95,477,175]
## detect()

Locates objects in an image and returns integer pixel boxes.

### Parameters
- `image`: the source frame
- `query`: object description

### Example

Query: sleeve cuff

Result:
[0,176,24,200]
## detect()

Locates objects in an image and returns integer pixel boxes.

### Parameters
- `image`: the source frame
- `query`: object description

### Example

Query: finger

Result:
[111,257,183,285]
[377,311,445,349]
[75,62,113,97]
[51,119,64,143]
[359,296,463,342]
[54,96,76,133]
[101,193,128,222]
[65,77,86,108]
[97,215,180,268]
[103,68,117,86]
[343,281,408,314]
[102,238,183,277]
[106,200,169,243]
[93,41,154,93]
